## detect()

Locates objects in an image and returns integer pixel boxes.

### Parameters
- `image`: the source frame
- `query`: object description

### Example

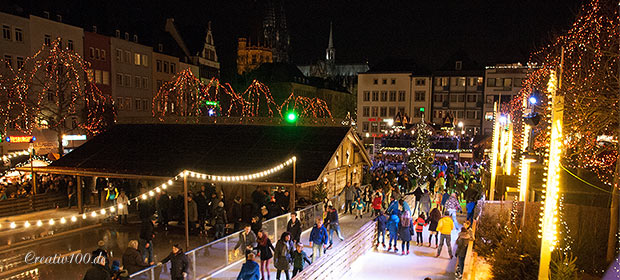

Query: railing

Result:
[117,116,344,127]
[131,193,345,280]
[0,193,66,217]
[462,219,477,280]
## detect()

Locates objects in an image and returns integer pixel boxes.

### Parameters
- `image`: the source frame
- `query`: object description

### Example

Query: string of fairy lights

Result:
[0,156,296,231]
[152,69,333,121]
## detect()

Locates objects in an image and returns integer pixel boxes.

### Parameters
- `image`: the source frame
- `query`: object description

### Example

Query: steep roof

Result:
[49,124,357,183]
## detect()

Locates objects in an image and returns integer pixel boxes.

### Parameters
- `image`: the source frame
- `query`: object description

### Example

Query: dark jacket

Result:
[274,240,291,270]
[413,187,423,200]
[255,238,274,260]
[287,218,302,242]
[139,220,154,241]
[122,247,150,275]
[309,224,329,245]
[83,264,110,280]
[291,250,311,269]
[398,218,413,242]
[235,230,257,250]
[213,206,228,225]
[161,250,189,278]
[373,214,387,231]
[237,260,260,280]
[91,248,110,270]
[326,210,339,225]
[231,201,243,222]
[455,231,472,257]
[194,193,208,219]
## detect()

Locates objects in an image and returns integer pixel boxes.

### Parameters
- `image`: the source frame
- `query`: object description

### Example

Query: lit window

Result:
[95,70,102,84]
[102,71,110,85]
[142,54,148,66]
[134,53,141,65]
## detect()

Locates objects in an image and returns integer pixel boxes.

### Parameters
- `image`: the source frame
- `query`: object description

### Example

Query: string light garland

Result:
[0,156,297,230]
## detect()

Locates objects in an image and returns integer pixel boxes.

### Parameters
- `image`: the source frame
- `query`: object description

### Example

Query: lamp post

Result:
[457,121,464,150]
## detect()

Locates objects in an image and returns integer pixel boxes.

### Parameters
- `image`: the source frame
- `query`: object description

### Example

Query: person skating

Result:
[325,206,344,248]
[274,232,292,280]
[291,243,311,277]
[412,185,423,215]
[237,252,261,280]
[373,210,388,248]
[420,189,432,216]
[371,193,382,217]
[122,240,152,275]
[427,208,441,248]
[158,244,189,280]
[341,183,355,214]
[116,190,129,224]
[445,193,461,229]
[387,212,400,252]
[398,210,413,255]
[287,212,302,243]
[435,211,454,259]
[235,225,258,259]
[414,212,428,246]
[352,197,365,219]
[455,227,472,279]
[139,216,156,264]
[255,229,274,280]
[308,217,329,262]
[213,201,228,239]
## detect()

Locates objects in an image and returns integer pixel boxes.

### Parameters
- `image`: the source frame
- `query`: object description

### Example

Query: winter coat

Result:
[291,250,311,269]
[387,214,400,235]
[464,187,480,203]
[256,237,274,260]
[309,225,329,245]
[455,231,472,257]
[326,210,339,225]
[373,214,387,231]
[274,240,292,270]
[287,218,302,242]
[160,250,189,278]
[371,196,382,210]
[231,201,243,223]
[213,206,228,225]
[436,216,454,235]
[187,200,198,222]
[386,200,400,216]
[420,193,431,210]
[235,230,258,250]
[353,200,365,210]
[398,219,413,242]
[122,247,149,275]
[237,260,260,280]
[445,196,460,212]
[194,193,208,219]
[83,264,110,280]
[139,220,154,241]
[116,195,129,215]
[441,193,450,205]
[413,187,423,201]
[428,211,441,232]
[343,185,355,200]
[414,217,427,233]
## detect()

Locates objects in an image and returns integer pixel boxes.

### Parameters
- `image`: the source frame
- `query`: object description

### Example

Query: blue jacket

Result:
[387,200,400,216]
[309,225,329,245]
[401,201,411,213]
[373,214,387,231]
[387,214,400,234]
[441,193,450,205]
[237,260,260,280]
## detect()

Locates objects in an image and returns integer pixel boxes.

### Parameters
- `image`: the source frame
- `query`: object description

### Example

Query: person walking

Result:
[440,190,450,212]
[213,201,228,239]
[445,193,461,229]
[122,240,152,275]
[187,196,199,234]
[414,212,428,246]
[342,183,354,214]
[116,190,129,224]
[455,227,472,279]
[308,217,329,262]
[427,208,441,248]
[237,253,260,280]
[158,244,189,280]
[371,193,382,217]
[373,210,388,248]
[435,211,455,259]
[139,216,156,264]
[352,197,365,219]
[255,229,274,280]
[235,225,258,259]
[325,206,344,248]
[274,232,292,280]
[398,210,413,255]
[387,212,400,252]
[291,243,311,277]
[287,212,302,243]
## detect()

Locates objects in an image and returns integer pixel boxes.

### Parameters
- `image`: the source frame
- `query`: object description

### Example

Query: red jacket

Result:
[372,196,382,210]
[415,217,427,232]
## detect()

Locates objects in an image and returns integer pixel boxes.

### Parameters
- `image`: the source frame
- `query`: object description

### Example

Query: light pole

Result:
[457,121,464,150]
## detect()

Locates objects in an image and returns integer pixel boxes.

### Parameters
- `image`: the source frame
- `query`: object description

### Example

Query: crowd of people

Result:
[0,173,74,201]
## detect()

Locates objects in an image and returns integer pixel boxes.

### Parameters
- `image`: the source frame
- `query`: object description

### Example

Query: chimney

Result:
[133,34,138,42]
[56,14,62,22]
[124,32,129,40]
[92,25,97,33]
[115,30,120,38]
[43,11,50,19]
[158,43,163,52]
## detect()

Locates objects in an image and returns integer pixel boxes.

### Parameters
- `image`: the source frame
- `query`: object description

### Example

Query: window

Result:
[487,78,496,87]
[380,91,387,102]
[468,77,476,86]
[102,71,110,85]
[116,73,123,85]
[467,94,478,103]
[124,51,130,63]
[4,55,12,68]
[414,91,425,101]
[380,122,386,132]
[503,78,512,88]
[142,54,148,66]
[14,28,22,42]
[414,107,423,118]
[115,49,122,62]
[371,106,378,117]
[123,74,131,87]
[457,110,464,119]
[89,47,95,58]
[163,61,169,73]
[389,91,396,101]
[435,77,449,86]
[391,79,396,85]
[142,100,148,111]
[398,91,406,102]
[457,77,466,87]
[124,98,131,111]
[380,107,387,117]
[15,56,23,69]
[455,61,462,70]
[44,34,51,46]
[415,79,425,86]
[514,78,522,87]
[382,79,387,85]
[142,77,148,89]
[135,98,141,111]
[134,76,141,88]
[134,53,141,65]
[95,49,100,59]
[450,94,457,103]
[434,94,443,102]
[371,122,378,132]
[486,95,494,104]
[67,40,74,50]
[116,97,123,110]
[170,63,175,73]
[2,25,10,40]
[363,91,370,102]
[371,91,379,101]
[373,79,378,85]
[398,107,405,115]
[362,106,370,117]
[101,50,106,60]
[458,94,465,102]
[95,70,103,84]
[388,107,396,116]
[362,122,369,132]
[466,110,475,119]
[156,60,162,72]
[477,77,484,86]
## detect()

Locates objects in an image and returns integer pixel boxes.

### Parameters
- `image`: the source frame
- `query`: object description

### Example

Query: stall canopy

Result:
[21,124,369,184]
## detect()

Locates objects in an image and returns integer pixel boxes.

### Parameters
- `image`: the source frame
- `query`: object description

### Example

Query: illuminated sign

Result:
[204,101,219,106]
[6,136,35,143]
[62,135,87,141]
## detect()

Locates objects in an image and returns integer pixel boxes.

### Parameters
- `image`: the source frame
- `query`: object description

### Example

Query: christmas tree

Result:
[407,122,434,182]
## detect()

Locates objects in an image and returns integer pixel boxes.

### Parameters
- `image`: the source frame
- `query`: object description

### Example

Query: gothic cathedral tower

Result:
[262,0,290,62]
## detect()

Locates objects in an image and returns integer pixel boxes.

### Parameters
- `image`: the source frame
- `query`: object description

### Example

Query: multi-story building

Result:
[110,31,152,120]
[0,12,30,74]
[164,19,219,81]
[29,14,82,56]
[84,28,112,97]
[357,71,432,136]
[482,63,535,135]
[431,57,485,136]
[152,43,180,97]
[237,38,273,74]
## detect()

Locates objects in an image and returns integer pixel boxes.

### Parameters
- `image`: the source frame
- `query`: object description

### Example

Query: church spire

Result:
[326,22,335,64]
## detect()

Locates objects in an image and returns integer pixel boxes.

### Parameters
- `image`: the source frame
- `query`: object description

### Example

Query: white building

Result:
[357,72,431,136]
[0,12,30,74]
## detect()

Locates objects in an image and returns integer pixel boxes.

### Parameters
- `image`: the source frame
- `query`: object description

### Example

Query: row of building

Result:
[356,59,535,138]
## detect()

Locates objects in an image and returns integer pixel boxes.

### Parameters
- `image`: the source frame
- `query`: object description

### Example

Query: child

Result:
[455,227,472,279]
[373,210,388,248]
[387,213,400,252]
[291,243,311,277]
[371,193,382,217]
[415,212,428,246]
[353,197,366,219]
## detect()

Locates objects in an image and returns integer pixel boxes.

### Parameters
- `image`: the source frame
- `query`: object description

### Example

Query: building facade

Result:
[0,12,30,74]
[29,14,83,56]
[357,72,432,136]
[431,59,485,136]
[236,38,273,74]
[482,63,534,135]
[152,50,179,97]
[110,33,153,120]
[164,18,219,80]
[84,30,112,97]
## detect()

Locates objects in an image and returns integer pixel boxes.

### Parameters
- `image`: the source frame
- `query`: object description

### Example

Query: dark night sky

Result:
[2,0,583,75]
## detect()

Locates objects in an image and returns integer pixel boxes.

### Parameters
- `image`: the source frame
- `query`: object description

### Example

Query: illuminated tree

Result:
[152,69,218,120]
[15,38,115,154]
[407,122,433,181]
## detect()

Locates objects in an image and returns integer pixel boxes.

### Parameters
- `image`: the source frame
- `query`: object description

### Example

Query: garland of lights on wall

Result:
[0,156,296,230]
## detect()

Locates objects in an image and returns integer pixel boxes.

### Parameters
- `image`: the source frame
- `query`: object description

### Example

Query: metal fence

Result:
[131,193,345,280]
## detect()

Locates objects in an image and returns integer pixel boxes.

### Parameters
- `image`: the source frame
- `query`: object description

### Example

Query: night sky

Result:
[2,0,584,75]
